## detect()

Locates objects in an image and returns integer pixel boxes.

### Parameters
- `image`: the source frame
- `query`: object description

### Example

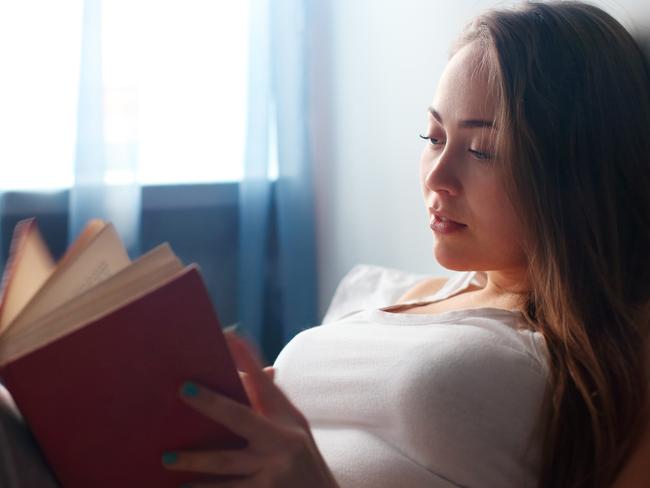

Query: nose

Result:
[422,146,461,196]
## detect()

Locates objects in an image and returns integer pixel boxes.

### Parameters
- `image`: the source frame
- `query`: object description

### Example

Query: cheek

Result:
[474,195,526,260]
[419,150,431,192]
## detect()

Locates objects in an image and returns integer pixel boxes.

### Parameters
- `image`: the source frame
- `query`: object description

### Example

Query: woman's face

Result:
[420,43,526,273]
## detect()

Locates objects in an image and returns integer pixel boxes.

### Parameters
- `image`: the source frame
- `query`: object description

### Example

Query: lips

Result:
[428,207,467,234]
[428,207,465,226]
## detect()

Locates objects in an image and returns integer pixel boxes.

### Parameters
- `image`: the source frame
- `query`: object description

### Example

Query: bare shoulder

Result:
[397,276,449,303]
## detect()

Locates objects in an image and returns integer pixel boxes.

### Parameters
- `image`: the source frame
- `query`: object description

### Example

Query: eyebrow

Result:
[428,107,496,129]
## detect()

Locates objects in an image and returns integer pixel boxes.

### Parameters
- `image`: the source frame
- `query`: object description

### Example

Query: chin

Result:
[432,244,475,272]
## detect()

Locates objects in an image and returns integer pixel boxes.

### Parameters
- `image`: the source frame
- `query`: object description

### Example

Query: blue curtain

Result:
[239,0,318,358]
[69,0,141,256]
[0,0,316,358]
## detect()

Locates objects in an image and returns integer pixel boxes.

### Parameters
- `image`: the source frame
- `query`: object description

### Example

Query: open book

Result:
[0,218,249,487]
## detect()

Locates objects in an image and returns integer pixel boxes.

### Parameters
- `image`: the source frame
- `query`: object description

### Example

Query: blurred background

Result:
[0,0,648,360]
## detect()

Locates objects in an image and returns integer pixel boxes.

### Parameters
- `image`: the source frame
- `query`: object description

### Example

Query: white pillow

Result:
[322,264,431,324]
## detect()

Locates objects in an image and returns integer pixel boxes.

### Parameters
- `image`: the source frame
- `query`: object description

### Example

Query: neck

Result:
[479,268,530,310]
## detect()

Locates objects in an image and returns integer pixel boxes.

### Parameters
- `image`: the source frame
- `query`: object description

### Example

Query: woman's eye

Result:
[419,134,491,160]
[419,134,443,146]
[468,148,492,161]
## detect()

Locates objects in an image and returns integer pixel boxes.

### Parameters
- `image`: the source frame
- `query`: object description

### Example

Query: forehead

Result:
[431,43,496,121]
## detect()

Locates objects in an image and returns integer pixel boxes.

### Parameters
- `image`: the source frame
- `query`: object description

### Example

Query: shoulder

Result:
[396,276,448,303]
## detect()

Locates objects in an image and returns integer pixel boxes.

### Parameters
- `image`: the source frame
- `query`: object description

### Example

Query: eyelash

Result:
[419,134,492,161]
[419,134,442,145]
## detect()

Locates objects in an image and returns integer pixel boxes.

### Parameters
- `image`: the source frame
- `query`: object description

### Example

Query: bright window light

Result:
[0,0,249,191]
[0,1,82,191]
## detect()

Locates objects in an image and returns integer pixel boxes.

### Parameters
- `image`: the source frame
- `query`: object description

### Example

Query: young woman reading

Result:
[164,2,650,487]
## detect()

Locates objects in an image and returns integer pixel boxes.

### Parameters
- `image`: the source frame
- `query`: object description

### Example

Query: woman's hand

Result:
[162,332,339,488]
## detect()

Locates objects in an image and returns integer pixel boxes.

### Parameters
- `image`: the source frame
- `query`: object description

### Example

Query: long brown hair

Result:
[454,2,650,487]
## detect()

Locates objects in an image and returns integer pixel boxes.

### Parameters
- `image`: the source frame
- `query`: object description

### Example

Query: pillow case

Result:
[322,264,432,324]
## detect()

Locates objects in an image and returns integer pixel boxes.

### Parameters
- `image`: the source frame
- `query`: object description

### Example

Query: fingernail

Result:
[180,381,200,398]
[162,451,178,465]
[224,323,239,334]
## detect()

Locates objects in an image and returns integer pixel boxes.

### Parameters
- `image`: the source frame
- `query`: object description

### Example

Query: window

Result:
[0,0,250,191]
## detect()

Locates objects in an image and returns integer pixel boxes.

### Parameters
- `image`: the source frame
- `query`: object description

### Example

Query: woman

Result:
[163,2,650,487]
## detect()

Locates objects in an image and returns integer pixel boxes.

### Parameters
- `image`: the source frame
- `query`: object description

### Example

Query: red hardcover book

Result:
[0,219,249,487]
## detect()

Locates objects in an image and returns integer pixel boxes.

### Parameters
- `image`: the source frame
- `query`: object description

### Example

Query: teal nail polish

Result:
[162,451,178,465]
[181,381,200,398]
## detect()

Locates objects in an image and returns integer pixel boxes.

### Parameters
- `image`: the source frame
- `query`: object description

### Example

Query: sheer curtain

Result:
[69,0,141,256]
[239,0,318,357]
[72,0,251,257]
[0,0,318,357]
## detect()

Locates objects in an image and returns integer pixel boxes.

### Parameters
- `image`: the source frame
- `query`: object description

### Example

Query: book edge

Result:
[5,222,129,337]
[0,259,192,368]
[0,219,53,335]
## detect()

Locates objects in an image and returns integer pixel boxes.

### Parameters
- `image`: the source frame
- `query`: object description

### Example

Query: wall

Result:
[308,0,650,319]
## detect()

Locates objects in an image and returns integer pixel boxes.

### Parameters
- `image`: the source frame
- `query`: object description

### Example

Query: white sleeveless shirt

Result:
[273,271,549,488]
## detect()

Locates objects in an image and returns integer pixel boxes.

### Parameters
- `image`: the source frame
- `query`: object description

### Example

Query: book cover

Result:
[0,224,250,486]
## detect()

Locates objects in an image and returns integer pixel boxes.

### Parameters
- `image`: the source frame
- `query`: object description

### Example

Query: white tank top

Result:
[274,271,549,488]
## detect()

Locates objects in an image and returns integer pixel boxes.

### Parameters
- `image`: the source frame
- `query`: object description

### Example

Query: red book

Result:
[0,219,249,487]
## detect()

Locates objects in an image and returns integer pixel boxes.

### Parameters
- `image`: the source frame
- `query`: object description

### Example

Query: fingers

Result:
[226,336,280,405]
[179,381,279,442]
[238,368,277,414]
[162,448,260,476]
[224,333,282,415]
[226,339,307,427]
[223,333,275,388]
[238,371,267,415]
[263,366,275,381]
[224,332,264,371]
